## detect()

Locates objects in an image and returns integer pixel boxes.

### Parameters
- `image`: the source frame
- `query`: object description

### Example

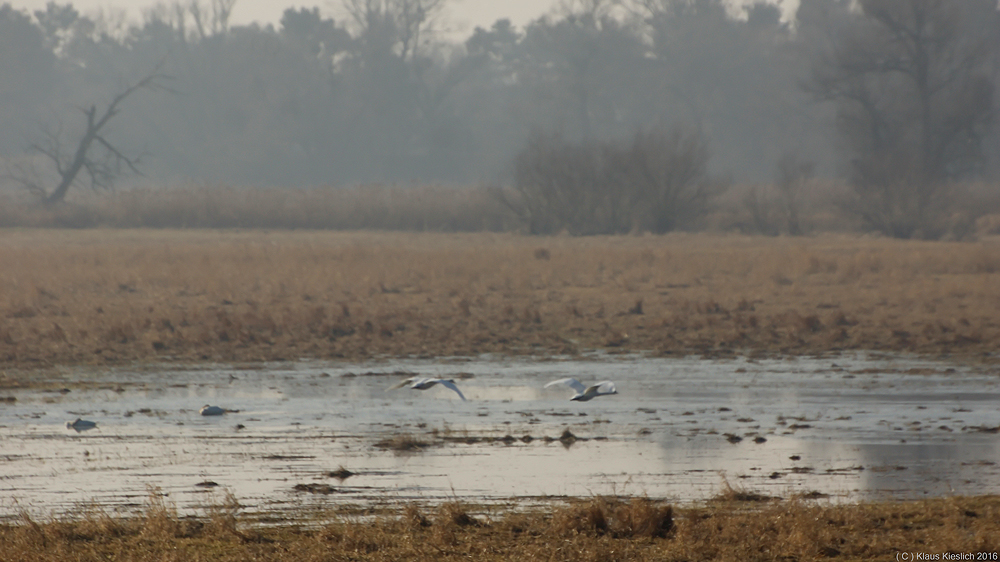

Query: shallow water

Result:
[2,353,1000,520]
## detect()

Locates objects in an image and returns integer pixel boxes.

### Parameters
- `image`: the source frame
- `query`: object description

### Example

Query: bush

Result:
[503,126,719,234]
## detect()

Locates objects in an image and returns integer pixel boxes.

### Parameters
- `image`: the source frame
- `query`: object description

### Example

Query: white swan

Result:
[66,418,97,432]
[387,377,467,401]
[544,378,618,401]
[199,405,226,416]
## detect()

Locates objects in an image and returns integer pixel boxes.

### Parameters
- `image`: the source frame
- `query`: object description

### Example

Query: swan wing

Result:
[545,378,586,393]
[386,377,417,391]
[586,381,617,396]
[436,379,467,401]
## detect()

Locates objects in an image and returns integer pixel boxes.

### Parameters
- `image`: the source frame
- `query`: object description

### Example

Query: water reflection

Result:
[1,353,999,519]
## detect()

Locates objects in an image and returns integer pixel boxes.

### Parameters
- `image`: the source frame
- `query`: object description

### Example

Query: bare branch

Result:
[189,0,207,40]
[94,134,143,176]
[13,65,175,205]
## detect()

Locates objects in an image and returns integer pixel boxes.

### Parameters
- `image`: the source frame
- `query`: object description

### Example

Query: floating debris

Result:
[293,483,336,495]
[374,435,431,451]
[965,425,1000,433]
[327,467,355,480]
[263,454,315,461]
[797,490,831,500]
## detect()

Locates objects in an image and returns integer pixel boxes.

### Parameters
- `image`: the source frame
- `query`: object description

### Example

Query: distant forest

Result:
[1,0,999,236]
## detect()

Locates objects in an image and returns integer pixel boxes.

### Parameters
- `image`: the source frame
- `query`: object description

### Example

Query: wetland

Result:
[3,230,1000,560]
[3,353,999,521]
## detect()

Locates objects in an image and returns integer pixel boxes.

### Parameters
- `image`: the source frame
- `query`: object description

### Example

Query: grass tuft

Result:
[712,476,778,503]
[436,502,482,528]
[2,495,1000,560]
[551,497,673,538]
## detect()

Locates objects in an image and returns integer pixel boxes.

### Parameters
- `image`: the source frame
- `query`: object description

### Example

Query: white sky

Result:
[6,0,558,37]
[7,0,798,39]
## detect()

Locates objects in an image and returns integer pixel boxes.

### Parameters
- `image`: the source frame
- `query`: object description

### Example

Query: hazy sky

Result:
[7,0,556,36]
[8,0,797,38]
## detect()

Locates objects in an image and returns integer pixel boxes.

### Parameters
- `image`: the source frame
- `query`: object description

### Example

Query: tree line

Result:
[0,0,998,237]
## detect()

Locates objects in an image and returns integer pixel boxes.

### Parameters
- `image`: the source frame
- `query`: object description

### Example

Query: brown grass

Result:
[4,494,1000,561]
[4,180,1000,240]
[712,476,778,503]
[2,229,1000,371]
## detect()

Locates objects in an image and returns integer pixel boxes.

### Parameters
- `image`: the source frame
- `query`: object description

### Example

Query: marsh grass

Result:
[551,497,674,538]
[712,476,777,503]
[2,230,1000,370]
[3,494,999,561]
[0,184,516,231]
[3,181,998,241]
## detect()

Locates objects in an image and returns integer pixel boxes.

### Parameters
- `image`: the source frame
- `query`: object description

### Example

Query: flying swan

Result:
[387,377,467,401]
[544,378,618,401]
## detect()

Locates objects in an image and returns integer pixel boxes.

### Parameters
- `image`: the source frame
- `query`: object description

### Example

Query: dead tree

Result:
[803,0,995,238]
[15,69,173,205]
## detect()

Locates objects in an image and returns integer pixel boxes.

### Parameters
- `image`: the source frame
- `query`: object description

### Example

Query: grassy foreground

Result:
[4,492,1000,561]
[2,229,1000,371]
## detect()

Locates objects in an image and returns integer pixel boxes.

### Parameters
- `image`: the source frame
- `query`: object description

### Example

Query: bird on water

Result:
[66,418,97,432]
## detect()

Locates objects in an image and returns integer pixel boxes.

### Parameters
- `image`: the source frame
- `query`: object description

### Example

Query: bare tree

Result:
[9,68,174,205]
[188,0,236,39]
[557,0,619,20]
[342,0,446,62]
[804,0,994,238]
[773,153,814,236]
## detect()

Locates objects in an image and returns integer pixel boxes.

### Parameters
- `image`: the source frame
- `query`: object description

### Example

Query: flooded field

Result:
[2,353,999,520]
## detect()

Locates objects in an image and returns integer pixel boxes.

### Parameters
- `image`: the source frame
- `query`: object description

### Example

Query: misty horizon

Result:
[0,0,998,238]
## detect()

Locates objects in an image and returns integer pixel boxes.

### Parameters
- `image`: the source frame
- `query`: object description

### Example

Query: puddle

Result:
[2,353,999,519]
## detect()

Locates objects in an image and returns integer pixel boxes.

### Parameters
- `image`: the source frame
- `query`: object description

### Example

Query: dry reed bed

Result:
[4,492,1000,561]
[0,184,515,231]
[2,230,1000,371]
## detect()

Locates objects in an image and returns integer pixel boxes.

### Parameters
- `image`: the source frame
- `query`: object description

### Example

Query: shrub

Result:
[503,126,718,234]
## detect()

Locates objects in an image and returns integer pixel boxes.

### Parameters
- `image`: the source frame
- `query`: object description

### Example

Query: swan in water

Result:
[387,377,467,401]
[544,378,618,401]
[66,418,97,432]
[200,405,226,416]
